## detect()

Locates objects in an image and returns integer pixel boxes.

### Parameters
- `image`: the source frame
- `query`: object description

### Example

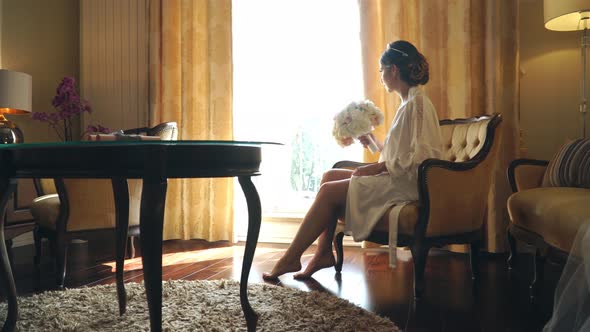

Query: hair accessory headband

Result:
[390,47,409,57]
[387,44,409,57]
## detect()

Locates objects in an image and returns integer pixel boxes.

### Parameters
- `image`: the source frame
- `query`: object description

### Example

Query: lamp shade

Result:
[0,69,32,113]
[544,0,590,31]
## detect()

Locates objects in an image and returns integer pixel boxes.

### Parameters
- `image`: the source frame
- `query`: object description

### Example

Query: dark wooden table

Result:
[0,140,271,332]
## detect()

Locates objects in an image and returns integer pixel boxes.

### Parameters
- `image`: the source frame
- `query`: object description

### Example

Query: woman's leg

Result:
[294,170,351,279]
[263,169,352,280]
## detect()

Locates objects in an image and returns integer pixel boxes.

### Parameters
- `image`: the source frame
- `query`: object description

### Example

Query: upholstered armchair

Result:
[507,138,590,297]
[31,122,178,287]
[333,114,502,298]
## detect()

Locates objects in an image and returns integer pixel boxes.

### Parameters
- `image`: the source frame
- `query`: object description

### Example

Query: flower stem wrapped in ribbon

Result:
[332,100,384,153]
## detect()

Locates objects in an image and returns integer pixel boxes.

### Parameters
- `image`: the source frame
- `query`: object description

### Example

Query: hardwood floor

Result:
[8,238,561,332]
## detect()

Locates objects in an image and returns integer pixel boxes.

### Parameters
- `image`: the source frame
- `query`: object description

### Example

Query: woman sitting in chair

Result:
[263,40,443,280]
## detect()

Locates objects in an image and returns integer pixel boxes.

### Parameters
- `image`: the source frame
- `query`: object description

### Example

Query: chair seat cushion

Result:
[373,201,420,235]
[507,187,590,252]
[31,194,60,230]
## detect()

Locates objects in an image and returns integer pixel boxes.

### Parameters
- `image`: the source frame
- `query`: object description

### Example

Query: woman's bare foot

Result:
[293,252,335,280]
[262,256,302,281]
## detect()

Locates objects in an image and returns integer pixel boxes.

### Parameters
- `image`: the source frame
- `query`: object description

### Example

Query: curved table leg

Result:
[112,177,130,316]
[139,177,167,332]
[0,178,18,332]
[238,176,261,332]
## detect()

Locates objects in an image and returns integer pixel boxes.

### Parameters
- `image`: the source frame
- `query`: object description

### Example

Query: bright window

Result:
[232,0,364,222]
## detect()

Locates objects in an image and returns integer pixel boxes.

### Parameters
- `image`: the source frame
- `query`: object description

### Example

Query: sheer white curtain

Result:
[232,0,364,219]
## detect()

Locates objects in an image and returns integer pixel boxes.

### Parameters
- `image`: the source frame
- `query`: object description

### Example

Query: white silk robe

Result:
[344,86,443,267]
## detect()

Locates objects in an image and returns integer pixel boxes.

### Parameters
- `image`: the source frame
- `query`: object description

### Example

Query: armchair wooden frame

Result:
[32,177,139,287]
[333,114,502,298]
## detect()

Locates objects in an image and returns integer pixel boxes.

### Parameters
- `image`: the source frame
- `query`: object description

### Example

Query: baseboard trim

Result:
[236,217,361,247]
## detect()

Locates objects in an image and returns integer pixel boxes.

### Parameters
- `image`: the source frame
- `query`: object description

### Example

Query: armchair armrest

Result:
[332,160,371,170]
[417,158,492,238]
[507,159,548,193]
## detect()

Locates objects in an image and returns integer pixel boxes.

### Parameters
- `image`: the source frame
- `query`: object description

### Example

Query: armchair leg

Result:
[469,241,480,281]
[127,236,136,259]
[33,227,42,269]
[507,230,518,269]
[55,237,68,289]
[530,248,546,300]
[334,232,344,273]
[410,243,430,299]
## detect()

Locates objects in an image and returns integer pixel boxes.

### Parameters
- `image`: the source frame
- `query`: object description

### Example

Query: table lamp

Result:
[0,69,32,143]
[544,0,590,138]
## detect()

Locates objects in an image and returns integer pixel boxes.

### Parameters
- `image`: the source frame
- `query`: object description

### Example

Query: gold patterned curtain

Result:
[359,0,520,252]
[149,0,234,241]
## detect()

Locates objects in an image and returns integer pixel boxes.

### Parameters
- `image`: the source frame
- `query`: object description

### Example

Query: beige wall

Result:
[1,0,79,142]
[519,0,583,160]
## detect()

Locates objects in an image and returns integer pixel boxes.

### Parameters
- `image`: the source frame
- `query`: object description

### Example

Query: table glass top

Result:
[0,140,282,150]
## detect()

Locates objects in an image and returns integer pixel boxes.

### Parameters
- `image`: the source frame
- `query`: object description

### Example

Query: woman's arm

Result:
[358,133,383,152]
[352,161,387,176]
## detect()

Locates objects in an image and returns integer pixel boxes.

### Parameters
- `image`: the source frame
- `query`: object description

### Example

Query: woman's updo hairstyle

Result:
[380,40,429,86]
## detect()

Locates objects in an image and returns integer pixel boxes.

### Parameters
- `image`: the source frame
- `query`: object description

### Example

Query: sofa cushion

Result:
[507,187,590,252]
[542,138,590,188]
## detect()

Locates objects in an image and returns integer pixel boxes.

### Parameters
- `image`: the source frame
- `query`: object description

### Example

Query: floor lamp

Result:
[544,0,590,139]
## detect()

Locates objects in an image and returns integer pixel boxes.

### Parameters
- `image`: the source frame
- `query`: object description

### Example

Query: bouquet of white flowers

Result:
[332,100,384,153]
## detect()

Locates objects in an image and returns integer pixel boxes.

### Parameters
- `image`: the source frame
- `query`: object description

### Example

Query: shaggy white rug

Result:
[0,279,401,331]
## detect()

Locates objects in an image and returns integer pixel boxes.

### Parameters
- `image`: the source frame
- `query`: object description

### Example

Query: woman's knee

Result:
[317,180,349,204]
[321,170,335,184]
[321,169,352,184]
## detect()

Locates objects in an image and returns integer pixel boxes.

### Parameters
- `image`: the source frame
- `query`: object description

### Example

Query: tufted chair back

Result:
[440,116,491,163]
[123,121,178,140]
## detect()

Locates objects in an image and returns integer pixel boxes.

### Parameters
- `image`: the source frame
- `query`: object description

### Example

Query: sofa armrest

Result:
[332,160,371,170]
[507,159,548,193]
[417,158,493,237]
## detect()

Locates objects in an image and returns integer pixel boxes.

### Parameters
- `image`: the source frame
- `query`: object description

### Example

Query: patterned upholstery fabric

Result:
[122,122,178,140]
[149,122,178,140]
[542,138,590,189]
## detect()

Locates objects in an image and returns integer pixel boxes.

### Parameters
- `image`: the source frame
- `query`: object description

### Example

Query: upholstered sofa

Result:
[507,138,590,296]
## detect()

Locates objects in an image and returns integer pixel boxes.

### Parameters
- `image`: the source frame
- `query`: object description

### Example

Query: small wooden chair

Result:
[30,122,178,287]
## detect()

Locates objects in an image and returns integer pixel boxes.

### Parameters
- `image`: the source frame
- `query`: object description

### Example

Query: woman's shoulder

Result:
[408,86,432,101]
[406,87,435,111]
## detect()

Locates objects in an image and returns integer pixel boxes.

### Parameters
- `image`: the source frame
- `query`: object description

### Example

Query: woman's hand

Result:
[358,133,383,152]
[352,162,387,176]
